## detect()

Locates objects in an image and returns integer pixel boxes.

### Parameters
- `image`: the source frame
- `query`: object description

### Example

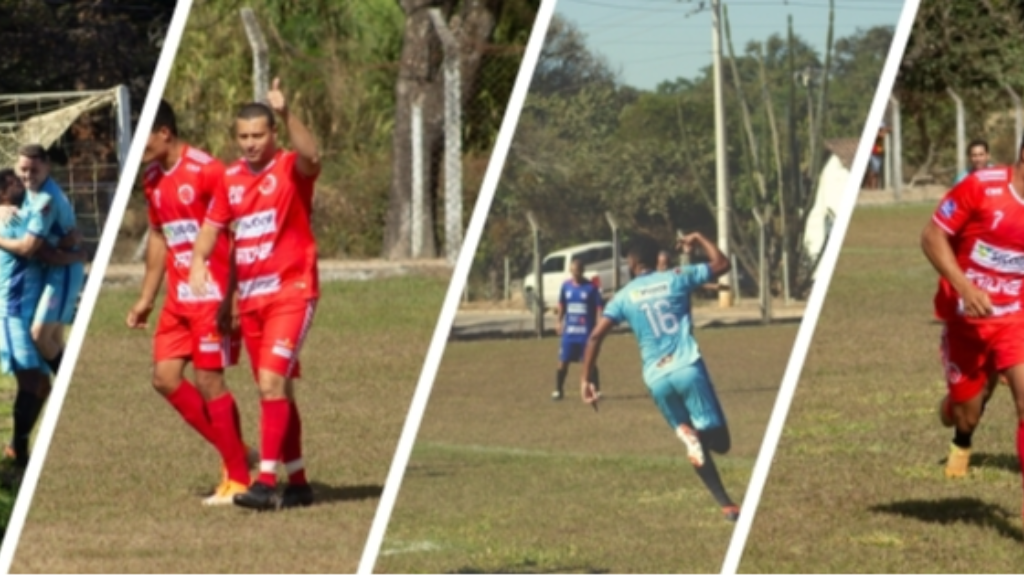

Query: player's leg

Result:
[939,323,989,478]
[234,299,316,511]
[31,268,69,372]
[684,360,731,455]
[2,315,50,476]
[42,261,83,376]
[152,309,219,448]
[554,343,569,400]
[1002,363,1024,521]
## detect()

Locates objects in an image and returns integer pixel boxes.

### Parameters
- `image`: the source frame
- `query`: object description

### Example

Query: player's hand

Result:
[126,298,154,329]
[0,205,16,226]
[60,229,83,250]
[189,262,210,297]
[581,379,600,412]
[677,232,699,254]
[555,320,563,337]
[267,77,287,115]
[960,284,994,318]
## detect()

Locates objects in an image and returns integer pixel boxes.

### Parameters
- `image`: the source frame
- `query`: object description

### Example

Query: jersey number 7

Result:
[641,300,680,337]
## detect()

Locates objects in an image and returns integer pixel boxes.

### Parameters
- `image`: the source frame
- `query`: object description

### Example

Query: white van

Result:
[522,241,630,310]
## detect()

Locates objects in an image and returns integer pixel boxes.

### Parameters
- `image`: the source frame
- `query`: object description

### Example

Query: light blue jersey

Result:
[603,265,711,385]
[0,208,44,319]
[39,178,76,248]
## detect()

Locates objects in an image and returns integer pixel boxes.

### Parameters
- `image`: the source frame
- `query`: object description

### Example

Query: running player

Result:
[0,169,84,481]
[580,232,739,521]
[126,100,251,505]
[12,145,83,377]
[922,138,1024,489]
[552,257,603,401]
[953,139,994,185]
[190,78,319,511]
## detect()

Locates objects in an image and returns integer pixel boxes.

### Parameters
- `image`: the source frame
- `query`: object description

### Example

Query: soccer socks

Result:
[555,367,568,394]
[257,399,291,487]
[953,428,973,449]
[165,380,217,446]
[206,393,249,485]
[692,452,734,508]
[11,389,42,467]
[282,401,307,486]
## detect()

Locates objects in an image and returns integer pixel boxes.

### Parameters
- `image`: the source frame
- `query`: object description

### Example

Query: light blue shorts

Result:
[0,315,42,374]
[35,262,84,326]
[647,359,726,432]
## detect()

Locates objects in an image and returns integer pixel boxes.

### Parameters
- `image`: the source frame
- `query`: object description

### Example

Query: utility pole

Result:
[711,0,732,308]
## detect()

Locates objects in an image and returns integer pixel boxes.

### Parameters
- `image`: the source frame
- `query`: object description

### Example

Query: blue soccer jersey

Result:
[559,278,603,343]
[0,209,44,318]
[603,265,711,385]
[39,178,76,248]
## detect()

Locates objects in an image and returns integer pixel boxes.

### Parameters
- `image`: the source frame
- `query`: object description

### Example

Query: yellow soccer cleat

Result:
[944,443,971,478]
[202,480,249,506]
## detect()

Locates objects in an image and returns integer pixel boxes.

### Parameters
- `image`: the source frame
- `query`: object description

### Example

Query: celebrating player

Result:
[922,138,1024,487]
[0,169,84,480]
[190,78,320,511]
[580,232,740,521]
[126,100,251,505]
[552,257,603,401]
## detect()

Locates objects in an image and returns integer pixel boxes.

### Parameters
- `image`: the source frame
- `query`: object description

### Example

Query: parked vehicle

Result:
[523,241,630,310]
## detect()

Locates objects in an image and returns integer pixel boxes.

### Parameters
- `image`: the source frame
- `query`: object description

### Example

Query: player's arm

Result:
[33,244,87,266]
[127,227,167,329]
[189,223,222,297]
[267,77,320,177]
[216,239,240,335]
[0,233,45,258]
[921,220,991,317]
[580,317,615,407]
[58,227,82,250]
[679,232,730,277]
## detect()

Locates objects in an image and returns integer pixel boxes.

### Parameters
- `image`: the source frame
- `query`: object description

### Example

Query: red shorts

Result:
[941,320,1024,403]
[153,306,241,371]
[240,298,317,379]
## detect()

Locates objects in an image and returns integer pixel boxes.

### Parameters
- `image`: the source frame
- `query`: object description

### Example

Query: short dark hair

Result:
[237,102,275,129]
[17,144,47,162]
[0,169,17,196]
[570,256,585,270]
[626,233,660,270]
[153,99,178,137]
[967,139,988,154]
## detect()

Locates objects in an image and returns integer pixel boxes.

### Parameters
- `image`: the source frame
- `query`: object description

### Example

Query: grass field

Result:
[9,274,446,573]
[376,320,798,573]
[739,203,1024,572]
[0,374,17,540]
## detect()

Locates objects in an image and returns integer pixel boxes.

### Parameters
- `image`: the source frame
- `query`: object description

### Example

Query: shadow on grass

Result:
[310,482,383,505]
[870,497,1023,542]
[449,563,610,574]
[969,452,1022,474]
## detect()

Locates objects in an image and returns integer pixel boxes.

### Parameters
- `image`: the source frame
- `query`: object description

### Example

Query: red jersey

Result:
[932,166,1024,323]
[144,145,230,314]
[206,149,319,312]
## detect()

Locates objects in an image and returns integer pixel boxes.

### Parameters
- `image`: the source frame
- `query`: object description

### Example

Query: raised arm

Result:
[921,219,990,318]
[679,232,730,277]
[266,77,320,177]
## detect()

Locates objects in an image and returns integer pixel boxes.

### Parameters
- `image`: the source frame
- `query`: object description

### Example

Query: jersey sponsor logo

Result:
[235,242,274,265]
[229,185,245,205]
[945,361,962,385]
[986,187,1004,196]
[198,333,223,353]
[153,188,161,208]
[235,209,277,240]
[271,338,295,359]
[259,174,277,196]
[566,302,587,315]
[162,218,200,247]
[965,268,1022,296]
[970,240,1024,274]
[628,281,670,302]
[178,184,195,205]
[238,274,281,299]
[173,250,192,269]
[185,163,202,173]
[976,169,1007,182]
[939,199,956,219]
[177,281,221,303]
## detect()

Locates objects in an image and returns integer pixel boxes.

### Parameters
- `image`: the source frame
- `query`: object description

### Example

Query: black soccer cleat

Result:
[281,483,315,509]
[232,481,280,511]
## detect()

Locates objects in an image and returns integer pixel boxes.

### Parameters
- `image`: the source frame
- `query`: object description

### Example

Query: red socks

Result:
[257,399,291,486]
[166,380,217,446]
[283,401,307,486]
[206,393,250,485]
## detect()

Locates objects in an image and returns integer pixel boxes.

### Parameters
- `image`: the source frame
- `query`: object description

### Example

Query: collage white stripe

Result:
[285,299,317,378]
[718,0,923,573]
[0,0,197,571]
[354,0,558,572]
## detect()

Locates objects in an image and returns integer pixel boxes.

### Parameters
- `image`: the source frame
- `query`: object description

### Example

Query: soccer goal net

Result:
[0,87,132,252]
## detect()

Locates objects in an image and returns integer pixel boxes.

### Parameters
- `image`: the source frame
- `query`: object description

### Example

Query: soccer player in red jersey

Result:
[126,100,251,505]
[922,137,1024,498]
[189,78,319,510]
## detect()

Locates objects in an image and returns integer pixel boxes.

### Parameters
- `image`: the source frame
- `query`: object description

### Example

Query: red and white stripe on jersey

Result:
[144,145,230,314]
[205,149,320,312]
[279,299,317,378]
[932,166,1024,323]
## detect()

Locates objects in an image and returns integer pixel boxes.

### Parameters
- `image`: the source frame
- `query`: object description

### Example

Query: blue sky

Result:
[555,0,908,90]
